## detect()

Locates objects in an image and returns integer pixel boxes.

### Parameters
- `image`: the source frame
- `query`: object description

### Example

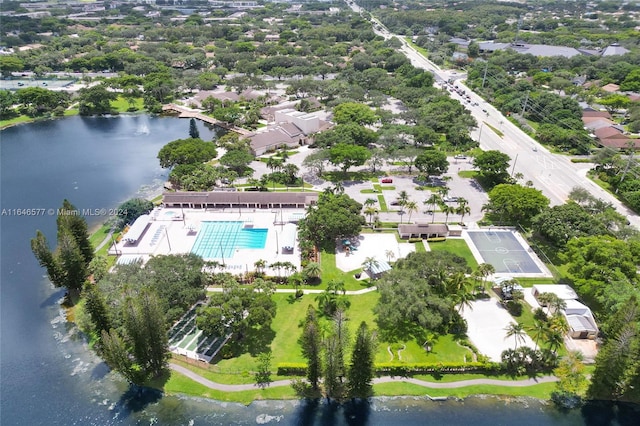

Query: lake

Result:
[0,115,637,425]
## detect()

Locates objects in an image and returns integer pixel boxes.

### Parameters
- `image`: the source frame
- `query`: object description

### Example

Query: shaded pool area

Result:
[191,221,267,260]
[466,230,541,274]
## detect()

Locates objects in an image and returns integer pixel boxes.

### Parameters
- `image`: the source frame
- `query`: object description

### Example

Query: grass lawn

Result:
[458,170,478,179]
[0,114,33,129]
[429,239,478,269]
[373,381,556,399]
[377,195,388,212]
[415,241,427,253]
[111,96,144,113]
[318,249,370,291]
[164,373,296,404]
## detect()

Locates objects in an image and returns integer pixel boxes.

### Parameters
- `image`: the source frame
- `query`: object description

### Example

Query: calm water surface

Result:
[0,115,637,425]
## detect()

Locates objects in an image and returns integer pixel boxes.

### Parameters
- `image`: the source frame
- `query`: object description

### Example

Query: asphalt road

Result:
[350,4,639,228]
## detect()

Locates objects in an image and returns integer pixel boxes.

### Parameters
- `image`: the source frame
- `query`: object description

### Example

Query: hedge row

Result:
[278,362,504,377]
[426,237,447,242]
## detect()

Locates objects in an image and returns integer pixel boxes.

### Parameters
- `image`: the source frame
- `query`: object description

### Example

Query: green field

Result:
[429,238,478,270]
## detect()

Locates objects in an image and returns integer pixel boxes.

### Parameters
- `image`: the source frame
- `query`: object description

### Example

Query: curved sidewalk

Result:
[169,363,557,392]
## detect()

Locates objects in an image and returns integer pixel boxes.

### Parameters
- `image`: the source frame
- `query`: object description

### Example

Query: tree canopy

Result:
[483,184,549,226]
[414,150,449,179]
[157,138,218,168]
[299,192,365,247]
[473,150,511,186]
[332,102,378,126]
[328,143,371,174]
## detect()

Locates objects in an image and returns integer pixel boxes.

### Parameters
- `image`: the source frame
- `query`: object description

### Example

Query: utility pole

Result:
[616,141,636,193]
[521,91,530,116]
[511,154,519,177]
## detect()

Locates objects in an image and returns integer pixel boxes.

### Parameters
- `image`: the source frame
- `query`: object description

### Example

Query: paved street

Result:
[357,7,639,228]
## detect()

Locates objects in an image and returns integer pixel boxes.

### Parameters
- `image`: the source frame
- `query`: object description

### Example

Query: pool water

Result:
[191,221,267,259]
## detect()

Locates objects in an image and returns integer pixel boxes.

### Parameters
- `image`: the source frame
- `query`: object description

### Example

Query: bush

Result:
[426,237,446,242]
[374,362,503,376]
[408,238,422,243]
[551,391,583,409]
[505,300,523,316]
[276,363,307,376]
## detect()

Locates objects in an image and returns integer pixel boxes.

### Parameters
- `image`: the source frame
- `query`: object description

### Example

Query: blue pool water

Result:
[191,221,267,259]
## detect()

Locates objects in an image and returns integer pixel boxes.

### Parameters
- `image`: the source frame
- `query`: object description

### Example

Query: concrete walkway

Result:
[206,286,378,295]
[169,363,557,392]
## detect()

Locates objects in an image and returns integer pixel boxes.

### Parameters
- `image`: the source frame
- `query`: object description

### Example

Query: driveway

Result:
[461,298,535,362]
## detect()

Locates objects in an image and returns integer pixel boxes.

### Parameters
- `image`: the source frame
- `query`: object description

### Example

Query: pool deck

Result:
[109,207,304,275]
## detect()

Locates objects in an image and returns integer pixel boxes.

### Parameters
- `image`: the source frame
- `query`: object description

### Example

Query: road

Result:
[347,1,639,227]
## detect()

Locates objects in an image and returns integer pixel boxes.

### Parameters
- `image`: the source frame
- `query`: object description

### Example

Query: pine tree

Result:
[82,281,112,339]
[254,351,273,389]
[123,288,169,378]
[56,230,88,292]
[56,199,93,264]
[347,321,376,399]
[323,310,348,400]
[189,118,200,139]
[588,296,640,401]
[299,305,322,390]
[31,230,64,288]
[100,329,145,385]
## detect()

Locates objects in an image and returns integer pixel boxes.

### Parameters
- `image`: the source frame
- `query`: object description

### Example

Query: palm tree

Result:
[254,259,267,275]
[529,319,548,351]
[333,181,345,194]
[504,322,527,350]
[302,262,321,283]
[364,198,377,207]
[385,249,395,263]
[456,198,471,224]
[405,200,418,223]
[363,206,378,226]
[443,204,455,224]
[396,190,409,213]
[362,256,379,275]
[267,157,283,172]
[270,261,283,279]
[545,329,565,355]
[538,293,567,314]
[476,263,495,290]
[281,261,296,278]
[425,193,441,224]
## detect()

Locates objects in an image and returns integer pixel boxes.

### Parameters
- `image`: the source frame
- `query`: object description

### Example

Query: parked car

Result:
[454,155,467,160]
[443,196,459,203]
[381,178,393,183]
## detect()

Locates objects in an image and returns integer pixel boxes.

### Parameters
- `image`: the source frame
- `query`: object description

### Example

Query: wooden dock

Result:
[162,104,253,137]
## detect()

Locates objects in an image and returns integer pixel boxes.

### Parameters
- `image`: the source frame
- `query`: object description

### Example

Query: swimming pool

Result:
[191,221,268,260]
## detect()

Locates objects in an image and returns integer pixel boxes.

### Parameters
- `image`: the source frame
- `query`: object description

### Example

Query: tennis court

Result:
[191,221,268,260]
[466,230,542,274]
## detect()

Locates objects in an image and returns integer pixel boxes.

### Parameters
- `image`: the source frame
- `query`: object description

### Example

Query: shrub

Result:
[408,238,422,243]
[426,237,446,242]
[276,363,307,376]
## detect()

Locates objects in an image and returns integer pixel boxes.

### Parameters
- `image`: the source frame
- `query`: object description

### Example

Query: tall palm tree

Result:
[396,190,409,213]
[443,204,455,224]
[504,322,527,350]
[405,200,418,223]
[254,259,267,275]
[529,319,548,351]
[545,329,565,355]
[456,198,471,224]
[362,256,379,275]
[425,193,441,224]
[333,181,345,194]
[476,263,495,295]
[270,261,283,279]
[385,249,395,263]
[363,206,378,226]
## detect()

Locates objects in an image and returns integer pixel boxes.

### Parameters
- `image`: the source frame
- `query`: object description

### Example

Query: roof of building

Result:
[566,314,597,332]
[280,223,297,250]
[532,284,578,300]
[163,191,318,206]
[601,43,630,57]
[601,83,620,93]
[599,137,639,149]
[582,110,612,119]
[594,126,626,139]
[248,127,301,151]
[398,223,449,235]
[122,214,151,244]
[584,118,615,130]
[367,259,392,276]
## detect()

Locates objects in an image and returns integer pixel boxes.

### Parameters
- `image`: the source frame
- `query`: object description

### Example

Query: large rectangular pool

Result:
[191,221,268,260]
